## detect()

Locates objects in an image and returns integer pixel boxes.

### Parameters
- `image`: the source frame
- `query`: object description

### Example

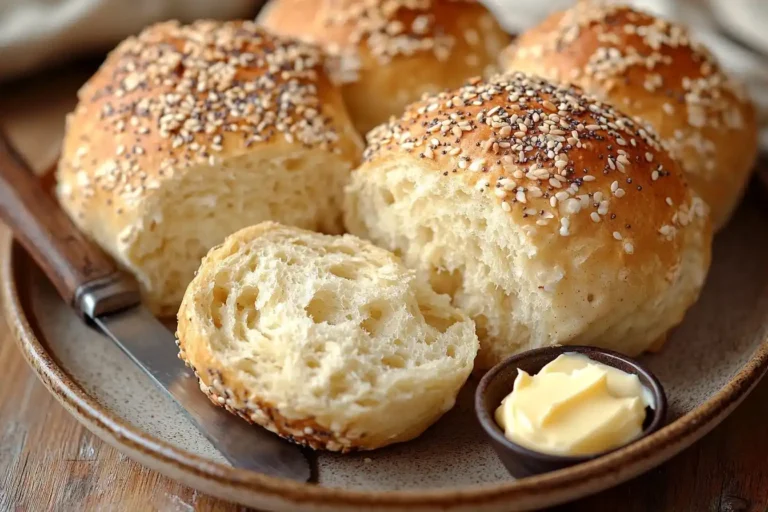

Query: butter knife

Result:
[0,133,310,481]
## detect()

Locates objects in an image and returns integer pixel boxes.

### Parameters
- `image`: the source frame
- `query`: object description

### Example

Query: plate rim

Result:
[4,228,768,510]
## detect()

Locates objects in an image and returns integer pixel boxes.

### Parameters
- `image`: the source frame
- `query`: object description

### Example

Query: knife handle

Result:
[0,132,140,317]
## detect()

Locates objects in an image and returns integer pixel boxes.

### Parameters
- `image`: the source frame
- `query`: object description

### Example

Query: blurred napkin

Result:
[0,0,259,81]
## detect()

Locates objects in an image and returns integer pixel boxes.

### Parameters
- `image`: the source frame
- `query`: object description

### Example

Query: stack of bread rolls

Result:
[57,0,757,451]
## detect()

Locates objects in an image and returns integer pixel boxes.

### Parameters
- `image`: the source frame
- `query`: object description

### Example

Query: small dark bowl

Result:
[475,345,667,478]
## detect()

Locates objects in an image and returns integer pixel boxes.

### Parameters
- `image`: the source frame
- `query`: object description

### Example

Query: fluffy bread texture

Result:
[177,222,479,451]
[258,0,511,135]
[56,20,363,317]
[499,0,758,230]
[345,72,712,370]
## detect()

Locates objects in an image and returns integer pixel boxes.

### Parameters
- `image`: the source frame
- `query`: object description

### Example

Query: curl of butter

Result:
[495,353,654,456]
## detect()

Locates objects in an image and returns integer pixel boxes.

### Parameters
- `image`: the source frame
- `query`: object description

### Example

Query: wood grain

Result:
[0,55,767,512]
[0,133,127,310]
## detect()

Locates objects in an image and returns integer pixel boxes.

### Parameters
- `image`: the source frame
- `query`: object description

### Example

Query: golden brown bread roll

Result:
[56,20,362,316]
[258,0,511,135]
[344,72,712,370]
[500,1,758,230]
[177,222,479,451]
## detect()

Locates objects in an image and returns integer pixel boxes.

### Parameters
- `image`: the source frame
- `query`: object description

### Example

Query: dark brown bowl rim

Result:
[475,345,668,466]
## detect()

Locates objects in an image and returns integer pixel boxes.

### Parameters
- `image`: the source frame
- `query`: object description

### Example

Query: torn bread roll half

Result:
[500,0,758,230]
[258,0,511,135]
[177,222,479,451]
[56,20,363,317]
[344,72,712,370]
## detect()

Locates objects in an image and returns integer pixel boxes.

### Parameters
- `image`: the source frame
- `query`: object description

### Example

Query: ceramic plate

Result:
[4,179,768,511]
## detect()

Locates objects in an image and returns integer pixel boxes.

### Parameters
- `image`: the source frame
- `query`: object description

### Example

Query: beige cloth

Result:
[0,0,256,80]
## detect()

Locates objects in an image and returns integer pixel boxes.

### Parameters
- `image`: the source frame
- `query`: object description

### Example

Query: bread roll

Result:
[177,222,479,451]
[500,1,758,230]
[344,72,712,370]
[56,20,363,316]
[258,0,511,135]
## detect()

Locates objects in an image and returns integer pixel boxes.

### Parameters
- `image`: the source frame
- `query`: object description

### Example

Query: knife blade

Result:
[0,132,310,481]
[93,306,311,480]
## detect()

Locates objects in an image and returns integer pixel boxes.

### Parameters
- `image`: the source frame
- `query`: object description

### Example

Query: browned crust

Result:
[176,340,366,453]
[259,0,496,63]
[500,2,758,229]
[55,19,362,315]
[58,19,359,225]
[360,72,710,271]
[259,0,512,133]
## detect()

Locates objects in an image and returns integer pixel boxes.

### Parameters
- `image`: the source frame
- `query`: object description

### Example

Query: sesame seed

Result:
[565,198,582,214]
[68,20,349,210]
[613,231,623,240]
[500,178,517,190]
[624,242,634,254]
[469,158,486,172]
[362,70,673,240]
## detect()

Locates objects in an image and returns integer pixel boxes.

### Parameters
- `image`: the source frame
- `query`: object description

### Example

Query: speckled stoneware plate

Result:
[3,175,768,511]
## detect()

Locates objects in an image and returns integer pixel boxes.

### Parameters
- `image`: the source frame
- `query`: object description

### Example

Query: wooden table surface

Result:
[1,62,767,512]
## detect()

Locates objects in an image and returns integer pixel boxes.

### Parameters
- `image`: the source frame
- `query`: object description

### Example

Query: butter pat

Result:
[495,353,654,456]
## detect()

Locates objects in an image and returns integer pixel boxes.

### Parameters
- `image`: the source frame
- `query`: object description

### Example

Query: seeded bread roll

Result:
[344,72,712,370]
[56,20,363,317]
[500,1,758,230]
[258,0,511,135]
[177,222,479,451]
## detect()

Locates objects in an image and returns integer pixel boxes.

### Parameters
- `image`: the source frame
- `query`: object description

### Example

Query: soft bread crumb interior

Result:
[345,159,709,368]
[189,224,478,446]
[123,148,350,316]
